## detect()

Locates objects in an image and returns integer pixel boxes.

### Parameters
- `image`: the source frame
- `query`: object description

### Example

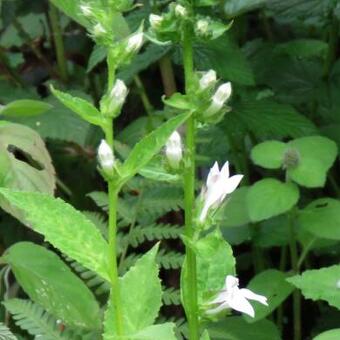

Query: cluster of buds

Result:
[165,131,183,169]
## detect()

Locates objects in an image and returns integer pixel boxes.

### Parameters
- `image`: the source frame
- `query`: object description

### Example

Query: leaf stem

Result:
[182,19,199,340]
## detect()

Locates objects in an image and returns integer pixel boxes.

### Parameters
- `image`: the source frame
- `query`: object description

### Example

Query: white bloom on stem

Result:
[111,79,128,106]
[196,19,209,35]
[200,161,243,222]
[206,82,232,117]
[127,32,144,53]
[199,70,217,90]
[149,14,163,29]
[165,131,183,168]
[207,275,268,317]
[175,4,187,17]
[98,140,115,173]
[93,23,106,37]
[80,4,92,17]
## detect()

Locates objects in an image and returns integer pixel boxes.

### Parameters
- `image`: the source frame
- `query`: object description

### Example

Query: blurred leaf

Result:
[251,141,286,169]
[275,39,328,59]
[4,242,101,329]
[0,100,52,117]
[314,329,340,340]
[224,0,266,18]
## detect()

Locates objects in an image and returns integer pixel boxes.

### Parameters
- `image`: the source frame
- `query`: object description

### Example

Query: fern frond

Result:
[82,211,107,239]
[0,322,17,340]
[3,299,69,340]
[123,224,183,248]
[157,250,184,270]
[162,287,181,306]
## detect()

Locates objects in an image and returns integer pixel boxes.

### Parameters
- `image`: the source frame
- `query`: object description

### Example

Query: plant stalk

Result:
[182,20,199,340]
[159,55,177,97]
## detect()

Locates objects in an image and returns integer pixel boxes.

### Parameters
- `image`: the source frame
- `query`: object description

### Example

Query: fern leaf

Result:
[3,299,67,340]
[0,322,17,340]
[162,287,181,306]
[157,250,184,270]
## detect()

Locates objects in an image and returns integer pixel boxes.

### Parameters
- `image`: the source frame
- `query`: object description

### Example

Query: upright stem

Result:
[159,55,177,97]
[288,210,301,340]
[49,4,68,82]
[183,20,199,340]
[105,121,124,336]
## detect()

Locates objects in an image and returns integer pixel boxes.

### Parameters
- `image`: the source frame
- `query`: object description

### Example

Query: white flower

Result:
[80,4,92,17]
[199,70,217,90]
[196,19,209,35]
[207,275,268,317]
[165,131,183,168]
[206,82,232,117]
[149,14,163,29]
[127,32,144,53]
[175,4,187,17]
[111,79,128,105]
[93,23,106,37]
[98,140,115,173]
[200,161,243,222]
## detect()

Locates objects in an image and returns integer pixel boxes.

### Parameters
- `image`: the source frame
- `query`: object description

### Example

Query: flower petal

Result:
[221,161,230,179]
[228,293,255,318]
[209,291,229,305]
[206,301,229,315]
[207,162,220,188]
[225,275,239,291]
[240,288,268,306]
[224,174,243,194]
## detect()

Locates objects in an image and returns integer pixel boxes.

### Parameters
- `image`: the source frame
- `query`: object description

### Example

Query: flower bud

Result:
[98,140,115,174]
[80,4,92,17]
[103,79,128,116]
[175,4,187,17]
[93,23,106,37]
[127,32,144,54]
[149,14,163,29]
[165,131,183,169]
[205,82,232,117]
[196,19,209,35]
[199,70,217,90]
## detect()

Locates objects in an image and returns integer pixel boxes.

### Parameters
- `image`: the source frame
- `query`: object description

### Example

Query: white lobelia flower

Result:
[93,23,106,37]
[196,19,209,35]
[165,131,183,168]
[80,4,92,17]
[175,4,187,17]
[199,161,243,222]
[149,14,163,29]
[199,70,217,91]
[98,140,115,173]
[207,275,268,317]
[127,32,144,54]
[110,79,128,106]
[206,82,232,117]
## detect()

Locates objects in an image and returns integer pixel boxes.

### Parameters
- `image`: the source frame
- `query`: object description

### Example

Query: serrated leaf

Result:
[275,39,328,59]
[0,100,52,117]
[0,322,17,340]
[287,265,340,310]
[0,188,110,281]
[251,141,286,169]
[4,242,101,329]
[131,323,177,340]
[103,244,162,338]
[247,178,299,222]
[120,112,191,181]
[297,198,340,240]
[244,270,294,323]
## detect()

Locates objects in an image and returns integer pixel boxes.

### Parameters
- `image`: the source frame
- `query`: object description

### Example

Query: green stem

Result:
[49,4,68,82]
[297,238,316,270]
[159,55,177,97]
[107,49,116,90]
[288,210,301,340]
[182,20,199,340]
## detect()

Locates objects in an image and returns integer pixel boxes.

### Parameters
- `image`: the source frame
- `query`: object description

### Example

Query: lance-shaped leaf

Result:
[119,112,191,182]
[0,188,110,281]
[3,242,101,329]
[0,99,52,117]
[51,87,105,127]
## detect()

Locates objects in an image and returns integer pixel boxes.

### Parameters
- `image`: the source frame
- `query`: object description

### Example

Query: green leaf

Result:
[247,178,299,222]
[104,244,162,337]
[251,141,286,169]
[201,329,211,340]
[297,198,340,240]
[207,317,281,340]
[275,39,328,59]
[131,323,177,340]
[120,112,191,181]
[51,87,105,127]
[244,270,294,323]
[0,121,55,195]
[287,136,338,188]
[0,100,52,117]
[87,45,107,73]
[3,242,101,329]
[0,188,110,281]
[224,0,266,17]
[287,265,340,310]
[0,322,17,340]
[163,93,192,110]
[314,329,340,340]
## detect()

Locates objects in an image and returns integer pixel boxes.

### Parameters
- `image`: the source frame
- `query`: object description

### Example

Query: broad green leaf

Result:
[287,136,337,188]
[0,188,110,281]
[287,265,340,310]
[247,178,299,222]
[131,323,177,340]
[314,329,340,340]
[0,100,52,117]
[120,112,191,181]
[275,39,328,59]
[207,317,281,340]
[251,141,286,169]
[182,230,235,312]
[104,244,162,337]
[216,187,251,227]
[3,242,101,329]
[244,270,294,323]
[0,121,55,195]
[224,0,266,17]
[51,87,105,127]
[297,198,340,240]
[201,329,211,340]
